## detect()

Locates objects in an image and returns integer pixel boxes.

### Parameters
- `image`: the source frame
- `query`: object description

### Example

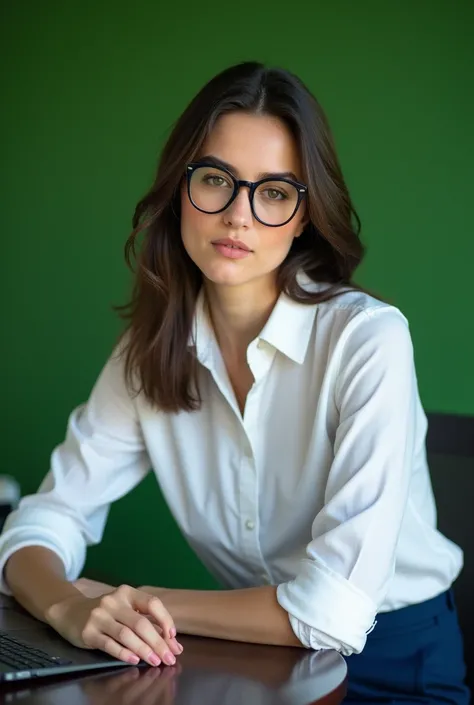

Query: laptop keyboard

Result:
[0,631,73,670]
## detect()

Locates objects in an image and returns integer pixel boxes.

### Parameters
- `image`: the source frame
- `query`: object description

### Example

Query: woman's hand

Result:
[46,584,183,667]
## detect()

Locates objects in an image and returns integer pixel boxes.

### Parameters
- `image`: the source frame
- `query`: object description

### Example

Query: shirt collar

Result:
[258,287,317,364]
[189,273,321,366]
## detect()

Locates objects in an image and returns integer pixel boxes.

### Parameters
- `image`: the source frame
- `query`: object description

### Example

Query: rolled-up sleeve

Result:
[277,308,418,655]
[0,347,150,594]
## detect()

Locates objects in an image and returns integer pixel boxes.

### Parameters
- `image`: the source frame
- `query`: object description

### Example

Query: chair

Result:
[426,412,474,684]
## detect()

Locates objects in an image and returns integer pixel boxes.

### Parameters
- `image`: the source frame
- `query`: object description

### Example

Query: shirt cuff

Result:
[276,557,378,655]
[0,510,87,595]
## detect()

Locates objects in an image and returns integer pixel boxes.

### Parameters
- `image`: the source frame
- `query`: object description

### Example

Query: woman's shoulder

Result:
[300,273,406,320]
[298,273,411,351]
[326,289,407,326]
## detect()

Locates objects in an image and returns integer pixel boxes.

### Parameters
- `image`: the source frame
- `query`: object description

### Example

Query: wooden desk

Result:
[0,635,347,704]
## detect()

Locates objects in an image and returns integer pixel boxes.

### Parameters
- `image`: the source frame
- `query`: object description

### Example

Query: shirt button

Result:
[261,573,271,584]
[257,340,265,349]
[245,520,255,531]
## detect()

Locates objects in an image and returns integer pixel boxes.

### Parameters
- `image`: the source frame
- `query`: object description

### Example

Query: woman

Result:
[0,62,469,702]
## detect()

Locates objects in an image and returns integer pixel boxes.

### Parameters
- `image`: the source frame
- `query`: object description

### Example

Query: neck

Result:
[205,276,279,360]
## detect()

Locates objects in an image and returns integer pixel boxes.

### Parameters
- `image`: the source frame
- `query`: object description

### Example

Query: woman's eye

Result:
[264,188,286,200]
[203,175,228,187]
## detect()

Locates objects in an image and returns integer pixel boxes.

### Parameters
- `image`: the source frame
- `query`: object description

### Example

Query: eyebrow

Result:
[198,154,300,182]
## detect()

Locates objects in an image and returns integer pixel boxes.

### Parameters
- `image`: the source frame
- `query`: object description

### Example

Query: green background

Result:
[2,1,473,587]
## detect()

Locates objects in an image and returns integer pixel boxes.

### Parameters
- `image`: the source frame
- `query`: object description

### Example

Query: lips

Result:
[212,239,253,260]
[212,238,252,252]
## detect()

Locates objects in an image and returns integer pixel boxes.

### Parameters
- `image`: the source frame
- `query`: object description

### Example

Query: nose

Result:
[223,187,253,229]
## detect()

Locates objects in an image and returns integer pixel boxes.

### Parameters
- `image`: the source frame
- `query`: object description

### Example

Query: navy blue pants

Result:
[344,590,470,704]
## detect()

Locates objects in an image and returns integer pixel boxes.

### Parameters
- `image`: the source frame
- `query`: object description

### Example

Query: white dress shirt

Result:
[0,276,463,656]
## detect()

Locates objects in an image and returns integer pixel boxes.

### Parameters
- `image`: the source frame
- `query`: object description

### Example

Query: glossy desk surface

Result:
[0,633,347,705]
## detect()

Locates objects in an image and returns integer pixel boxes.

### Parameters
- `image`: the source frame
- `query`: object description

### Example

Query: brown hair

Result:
[118,61,365,412]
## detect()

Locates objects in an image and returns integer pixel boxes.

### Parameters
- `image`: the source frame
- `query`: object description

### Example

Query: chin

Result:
[201,261,253,288]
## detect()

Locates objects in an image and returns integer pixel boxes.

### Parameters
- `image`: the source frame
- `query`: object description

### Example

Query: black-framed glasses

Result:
[186,162,307,227]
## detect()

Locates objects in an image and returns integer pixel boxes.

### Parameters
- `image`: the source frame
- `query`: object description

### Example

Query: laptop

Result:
[0,593,144,682]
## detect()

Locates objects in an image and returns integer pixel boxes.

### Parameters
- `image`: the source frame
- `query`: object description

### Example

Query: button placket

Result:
[239,447,259,561]
[238,384,272,578]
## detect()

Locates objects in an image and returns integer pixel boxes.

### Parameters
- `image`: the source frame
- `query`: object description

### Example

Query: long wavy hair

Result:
[118,61,365,412]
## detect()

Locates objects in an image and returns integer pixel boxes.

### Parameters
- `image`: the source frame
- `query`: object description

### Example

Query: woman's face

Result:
[180,112,306,291]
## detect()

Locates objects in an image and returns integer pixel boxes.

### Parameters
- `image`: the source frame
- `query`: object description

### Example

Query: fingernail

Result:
[149,653,161,666]
[163,651,176,666]
[170,639,182,655]
[128,655,140,665]
[169,627,177,638]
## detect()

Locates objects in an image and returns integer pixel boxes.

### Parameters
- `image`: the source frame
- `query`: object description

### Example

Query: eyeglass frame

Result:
[185,161,308,228]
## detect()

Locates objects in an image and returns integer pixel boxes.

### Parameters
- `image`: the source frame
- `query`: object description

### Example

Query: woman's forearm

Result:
[4,546,81,622]
[140,584,303,648]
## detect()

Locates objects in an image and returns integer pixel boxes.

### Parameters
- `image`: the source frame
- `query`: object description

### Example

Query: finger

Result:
[82,624,142,665]
[127,588,176,639]
[98,612,166,667]
[147,619,182,657]
[114,589,181,661]
[99,589,179,664]
[107,585,180,650]
[166,636,183,656]
[122,612,176,666]
[143,619,183,656]
[136,593,184,656]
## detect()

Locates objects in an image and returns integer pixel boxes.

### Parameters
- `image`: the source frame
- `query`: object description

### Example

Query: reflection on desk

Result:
[1,636,347,705]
